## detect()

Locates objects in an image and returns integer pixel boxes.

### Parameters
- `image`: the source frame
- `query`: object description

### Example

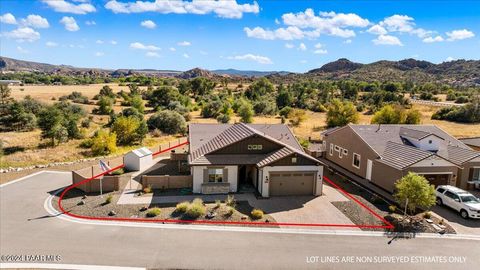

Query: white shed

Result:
[124,147,153,171]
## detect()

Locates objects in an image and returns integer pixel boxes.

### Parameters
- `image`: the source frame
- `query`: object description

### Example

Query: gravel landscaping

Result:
[54,188,277,226]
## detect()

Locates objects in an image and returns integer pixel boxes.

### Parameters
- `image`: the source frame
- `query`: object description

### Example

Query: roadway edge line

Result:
[0,170,70,188]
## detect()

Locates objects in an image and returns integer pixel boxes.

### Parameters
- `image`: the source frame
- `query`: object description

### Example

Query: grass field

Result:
[1,84,479,168]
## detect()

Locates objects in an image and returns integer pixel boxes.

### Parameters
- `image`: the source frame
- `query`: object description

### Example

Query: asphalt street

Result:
[1,171,479,270]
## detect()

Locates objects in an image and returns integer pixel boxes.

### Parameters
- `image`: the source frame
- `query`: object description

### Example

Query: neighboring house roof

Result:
[128,147,152,158]
[188,123,320,166]
[459,137,480,148]
[379,141,434,170]
[327,124,479,168]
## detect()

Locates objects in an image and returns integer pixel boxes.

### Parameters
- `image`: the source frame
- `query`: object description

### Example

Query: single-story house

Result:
[188,123,324,197]
[322,124,480,192]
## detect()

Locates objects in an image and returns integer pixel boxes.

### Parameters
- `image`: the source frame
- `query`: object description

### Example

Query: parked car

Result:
[435,185,480,219]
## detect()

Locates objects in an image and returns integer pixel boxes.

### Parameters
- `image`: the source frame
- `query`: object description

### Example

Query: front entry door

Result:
[366,159,373,181]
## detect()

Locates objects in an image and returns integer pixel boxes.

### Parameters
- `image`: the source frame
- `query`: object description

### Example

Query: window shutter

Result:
[203,169,209,183]
[223,168,228,182]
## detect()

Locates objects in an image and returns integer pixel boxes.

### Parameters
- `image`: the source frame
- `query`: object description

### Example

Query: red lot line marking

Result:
[58,142,394,229]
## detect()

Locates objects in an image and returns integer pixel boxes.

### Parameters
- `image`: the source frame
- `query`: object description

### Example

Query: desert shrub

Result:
[151,128,162,137]
[216,113,230,123]
[143,185,152,194]
[455,96,470,104]
[423,211,432,219]
[250,209,264,220]
[175,201,189,213]
[94,96,114,115]
[253,99,277,116]
[186,200,206,219]
[79,138,93,148]
[388,205,397,213]
[279,106,292,118]
[111,116,146,145]
[111,168,124,175]
[288,109,307,127]
[81,118,91,128]
[146,207,161,217]
[147,110,187,134]
[238,100,254,123]
[215,200,221,209]
[105,194,113,204]
[225,195,236,207]
[326,99,359,128]
[431,100,480,123]
[90,129,117,156]
[226,206,234,217]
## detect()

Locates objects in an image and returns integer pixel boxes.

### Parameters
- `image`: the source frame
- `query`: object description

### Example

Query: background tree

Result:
[326,99,359,128]
[245,78,274,100]
[91,129,117,156]
[237,100,254,123]
[394,172,436,215]
[371,105,421,124]
[99,85,116,99]
[95,96,114,115]
[130,95,145,113]
[288,109,307,127]
[111,116,143,145]
[147,110,187,134]
[276,84,294,109]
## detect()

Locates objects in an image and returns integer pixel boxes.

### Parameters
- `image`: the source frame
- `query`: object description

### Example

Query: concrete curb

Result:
[44,192,480,241]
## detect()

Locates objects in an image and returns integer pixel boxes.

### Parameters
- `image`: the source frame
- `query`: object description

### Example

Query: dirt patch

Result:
[384,213,456,234]
[53,188,277,226]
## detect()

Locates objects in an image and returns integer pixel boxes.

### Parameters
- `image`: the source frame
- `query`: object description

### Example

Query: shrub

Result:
[105,194,113,204]
[388,205,397,213]
[186,202,206,219]
[79,138,93,148]
[288,109,307,127]
[192,198,204,206]
[226,206,234,217]
[111,168,124,175]
[151,128,162,137]
[423,211,432,219]
[250,209,264,220]
[326,99,359,128]
[111,116,146,145]
[147,110,187,135]
[455,96,470,104]
[90,129,117,156]
[175,201,189,213]
[81,118,91,128]
[146,207,161,217]
[215,200,221,209]
[225,195,236,207]
[143,185,152,194]
[279,106,292,118]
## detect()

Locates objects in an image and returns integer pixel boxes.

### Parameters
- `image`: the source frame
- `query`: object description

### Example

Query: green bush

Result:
[388,205,397,213]
[186,202,206,219]
[175,201,189,213]
[105,194,113,204]
[111,168,124,175]
[90,129,117,156]
[225,195,236,207]
[423,211,432,219]
[226,206,234,217]
[147,110,187,135]
[215,200,221,209]
[146,207,161,217]
[250,209,264,220]
[143,185,152,194]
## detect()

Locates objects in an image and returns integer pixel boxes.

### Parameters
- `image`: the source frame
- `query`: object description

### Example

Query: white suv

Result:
[435,185,480,219]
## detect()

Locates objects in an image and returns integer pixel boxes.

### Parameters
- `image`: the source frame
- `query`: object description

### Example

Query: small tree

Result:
[288,109,307,127]
[130,95,145,113]
[147,110,187,134]
[95,96,114,115]
[91,129,117,156]
[111,116,142,145]
[238,101,254,123]
[371,105,404,124]
[326,99,359,128]
[394,172,436,215]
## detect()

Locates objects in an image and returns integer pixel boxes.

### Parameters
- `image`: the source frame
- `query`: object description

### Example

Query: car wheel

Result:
[436,197,442,206]
[460,210,469,219]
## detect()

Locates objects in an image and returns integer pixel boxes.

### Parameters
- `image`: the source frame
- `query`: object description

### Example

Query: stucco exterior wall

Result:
[458,158,480,190]
[259,165,323,197]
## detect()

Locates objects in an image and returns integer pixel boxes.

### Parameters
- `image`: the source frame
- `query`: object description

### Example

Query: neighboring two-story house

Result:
[188,123,324,197]
[322,124,480,193]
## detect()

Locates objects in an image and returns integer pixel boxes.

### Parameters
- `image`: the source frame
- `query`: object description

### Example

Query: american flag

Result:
[99,160,111,172]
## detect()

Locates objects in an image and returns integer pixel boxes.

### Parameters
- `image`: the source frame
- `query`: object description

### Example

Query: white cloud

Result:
[380,15,414,33]
[60,16,80,31]
[21,14,49,28]
[285,43,294,49]
[367,24,387,35]
[104,0,259,19]
[373,34,403,46]
[146,51,160,57]
[183,53,189,58]
[314,43,324,49]
[17,46,29,54]
[41,0,96,14]
[45,41,58,47]
[129,42,161,51]
[445,56,456,62]
[177,41,191,46]
[95,52,104,57]
[446,29,475,41]
[110,40,117,45]
[200,50,208,55]
[169,47,176,51]
[314,49,327,54]
[227,53,273,64]
[0,13,17,24]
[96,39,104,44]
[3,27,40,42]
[275,18,280,25]
[140,20,156,29]
[343,39,352,44]
[423,35,444,43]
[85,20,96,25]
[245,9,367,40]
[298,43,307,51]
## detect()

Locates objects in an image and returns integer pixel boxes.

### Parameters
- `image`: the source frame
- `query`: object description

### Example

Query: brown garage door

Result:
[269,172,315,196]
[422,174,450,187]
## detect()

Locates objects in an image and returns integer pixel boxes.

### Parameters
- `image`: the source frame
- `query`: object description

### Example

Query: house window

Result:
[353,153,361,169]
[329,144,334,156]
[473,168,480,181]
[208,168,223,183]
[248,144,263,150]
[292,157,297,163]
[428,140,433,144]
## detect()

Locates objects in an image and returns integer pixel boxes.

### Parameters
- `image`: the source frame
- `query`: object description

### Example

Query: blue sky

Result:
[0,0,479,72]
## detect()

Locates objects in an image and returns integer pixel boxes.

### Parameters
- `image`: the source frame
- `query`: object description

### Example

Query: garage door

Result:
[422,174,450,187]
[269,172,315,196]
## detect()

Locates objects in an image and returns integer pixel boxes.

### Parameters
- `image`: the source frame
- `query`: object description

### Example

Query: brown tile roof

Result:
[459,137,480,148]
[443,145,480,165]
[188,123,320,166]
[378,141,434,169]
[256,147,294,167]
